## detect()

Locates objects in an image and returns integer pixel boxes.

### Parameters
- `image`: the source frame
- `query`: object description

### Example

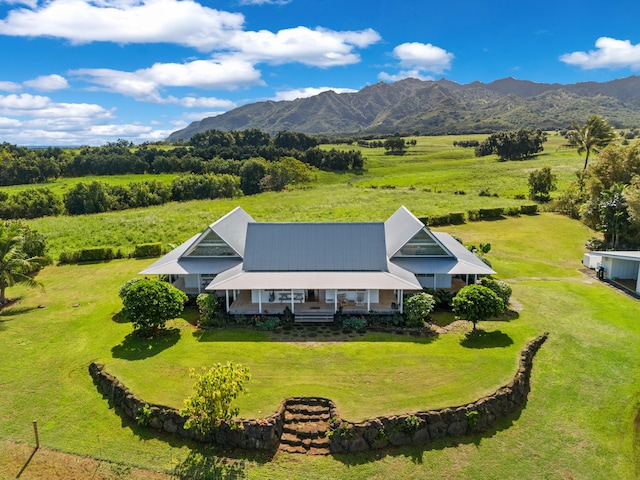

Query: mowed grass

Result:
[3,211,640,478]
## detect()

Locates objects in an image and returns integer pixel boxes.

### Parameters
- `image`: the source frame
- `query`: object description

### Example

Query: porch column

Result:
[225,290,229,312]
[291,289,295,313]
[367,290,371,312]
[197,274,202,294]
[434,274,437,289]
[474,274,477,284]
[465,274,469,285]
[258,290,262,314]
[399,289,404,314]
[334,289,338,313]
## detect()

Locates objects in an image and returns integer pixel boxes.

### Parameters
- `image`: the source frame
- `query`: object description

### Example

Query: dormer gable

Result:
[385,206,452,258]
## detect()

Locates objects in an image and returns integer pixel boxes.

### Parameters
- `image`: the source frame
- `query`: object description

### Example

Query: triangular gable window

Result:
[186,230,239,257]
[394,228,449,257]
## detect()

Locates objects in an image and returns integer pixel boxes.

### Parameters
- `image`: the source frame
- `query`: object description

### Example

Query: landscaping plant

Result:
[404,292,435,328]
[452,284,504,331]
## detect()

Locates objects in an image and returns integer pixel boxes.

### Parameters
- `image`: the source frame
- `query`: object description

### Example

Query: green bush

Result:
[449,212,466,224]
[478,277,512,310]
[503,206,521,216]
[342,316,368,331]
[404,292,435,328]
[467,209,480,221]
[427,214,450,226]
[478,207,504,219]
[254,315,280,331]
[520,204,538,215]
[196,293,225,327]
[452,284,504,330]
[121,279,188,335]
[133,242,162,258]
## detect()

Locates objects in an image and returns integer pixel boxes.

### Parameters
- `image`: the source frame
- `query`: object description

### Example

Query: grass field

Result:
[2,135,639,478]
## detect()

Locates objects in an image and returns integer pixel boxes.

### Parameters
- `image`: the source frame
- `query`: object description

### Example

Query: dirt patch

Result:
[1,441,170,480]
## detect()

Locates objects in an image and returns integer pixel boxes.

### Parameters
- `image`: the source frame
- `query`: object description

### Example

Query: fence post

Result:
[32,421,39,449]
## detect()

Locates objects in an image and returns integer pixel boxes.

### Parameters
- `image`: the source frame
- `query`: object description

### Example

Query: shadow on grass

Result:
[492,309,520,322]
[0,305,39,317]
[111,310,130,324]
[460,329,514,349]
[111,328,180,360]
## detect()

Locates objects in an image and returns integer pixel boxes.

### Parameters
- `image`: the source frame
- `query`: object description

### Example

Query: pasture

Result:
[1,135,639,478]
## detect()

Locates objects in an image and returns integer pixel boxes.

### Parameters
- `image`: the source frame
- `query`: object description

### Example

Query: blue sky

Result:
[0,0,639,146]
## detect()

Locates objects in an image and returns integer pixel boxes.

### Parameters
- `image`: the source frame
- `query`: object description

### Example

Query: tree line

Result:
[0,129,365,187]
[0,156,317,218]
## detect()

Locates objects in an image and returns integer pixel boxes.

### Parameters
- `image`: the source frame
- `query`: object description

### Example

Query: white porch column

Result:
[465,274,469,285]
[434,274,437,289]
[367,290,371,311]
[225,290,229,311]
[197,274,202,294]
[334,289,338,313]
[291,289,295,313]
[258,290,262,314]
[399,289,404,314]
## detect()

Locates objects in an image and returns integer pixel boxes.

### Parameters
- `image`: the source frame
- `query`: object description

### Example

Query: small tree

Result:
[452,284,504,331]
[478,277,512,311]
[196,293,225,327]
[528,166,557,202]
[121,279,187,335]
[404,292,435,328]
[383,137,407,155]
[181,362,251,435]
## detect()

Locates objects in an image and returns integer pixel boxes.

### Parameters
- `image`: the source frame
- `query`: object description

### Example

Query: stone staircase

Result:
[279,397,332,455]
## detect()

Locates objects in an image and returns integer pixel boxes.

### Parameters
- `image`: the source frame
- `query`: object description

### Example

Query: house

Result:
[140,206,495,320]
[586,251,640,294]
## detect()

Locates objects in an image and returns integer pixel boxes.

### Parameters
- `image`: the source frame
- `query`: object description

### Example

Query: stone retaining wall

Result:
[89,333,547,453]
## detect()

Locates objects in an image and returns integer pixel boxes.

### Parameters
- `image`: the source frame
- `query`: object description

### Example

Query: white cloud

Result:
[0,81,22,92]
[23,74,69,91]
[0,116,22,128]
[378,70,435,82]
[273,86,357,101]
[179,97,236,109]
[560,37,640,70]
[230,27,380,67]
[0,0,245,51]
[72,58,263,102]
[181,111,224,121]
[0,93,51,110]
[392,42,453,74]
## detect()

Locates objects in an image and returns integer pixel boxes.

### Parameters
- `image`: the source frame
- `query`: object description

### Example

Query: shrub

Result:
[342,316,368,331]
[118,278,141,299]
[467,209,480,221]
[404,292,435,328]
[478,277,512,310]
[520,204,538,215]
[503,206,521,216]
[528,166,557,202]
[427,214,450,226]
[121,279,188,335]
[449,212,466,224]
[196,293,225,327]
[133,242,162,258]
[254,315,280,331]
[180,362,251,434]
[478,207,504,219]
[585,237,607,251]
[402,415,420,435]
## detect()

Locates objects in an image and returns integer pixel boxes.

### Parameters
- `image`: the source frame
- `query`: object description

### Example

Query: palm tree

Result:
[0,222,47,304]
[566,114,617,189]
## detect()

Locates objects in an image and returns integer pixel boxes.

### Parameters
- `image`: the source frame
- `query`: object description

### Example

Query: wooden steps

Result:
[279,398,332,455]
[294,312,334,323]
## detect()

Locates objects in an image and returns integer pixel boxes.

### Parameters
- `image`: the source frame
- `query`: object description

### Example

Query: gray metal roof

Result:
[384,206,425,257]
[242,222,388,272]
[208,206,254,257]
[139,233,243,275]
[596,251,640,261]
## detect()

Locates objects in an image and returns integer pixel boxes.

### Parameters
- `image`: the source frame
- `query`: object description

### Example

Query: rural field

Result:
[1,135,639,479]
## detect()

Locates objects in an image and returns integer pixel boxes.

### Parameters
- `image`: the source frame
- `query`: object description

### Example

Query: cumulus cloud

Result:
[23,74,69,91]
[560,37,640,70]
[0,0,245,51]
[0,81,22,92]
[72,58,262,102]
[273,86,357,101]
[378,42,453,82]
[0,116,22,128]
[179,97,236,109]
[0,0,379,66]
[230,27,380,66]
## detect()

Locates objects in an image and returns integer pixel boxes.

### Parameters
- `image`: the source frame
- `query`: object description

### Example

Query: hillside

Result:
[168,76,640,141]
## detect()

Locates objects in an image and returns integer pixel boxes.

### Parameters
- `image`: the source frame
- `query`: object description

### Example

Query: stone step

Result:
[284,411,330,423]
[285,404,331,416]
[280,432,303,446]
[283,422,328,438]
[279,443,308,454]
[285,397,332,408]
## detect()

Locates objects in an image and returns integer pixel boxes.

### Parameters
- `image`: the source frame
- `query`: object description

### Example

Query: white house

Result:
[589,251,640,294]
[140,206,495,320]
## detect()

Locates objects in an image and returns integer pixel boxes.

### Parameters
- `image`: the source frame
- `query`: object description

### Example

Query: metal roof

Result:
[205,260,422,291]
[596,251,640,261]
[384,206,424,257]
[243,222,388,272]
[139,233,243,275]
[208,206,254,257]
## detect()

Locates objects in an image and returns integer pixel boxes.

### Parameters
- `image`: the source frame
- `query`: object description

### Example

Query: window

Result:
[187,230,238,257]
[395,229,448,256]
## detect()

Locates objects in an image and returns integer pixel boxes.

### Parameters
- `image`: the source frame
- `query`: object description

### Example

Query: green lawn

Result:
[3,212,640,478]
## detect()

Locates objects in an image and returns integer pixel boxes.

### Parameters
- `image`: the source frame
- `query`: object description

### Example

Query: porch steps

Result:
[294,312,334,323]
[279,398,332,455]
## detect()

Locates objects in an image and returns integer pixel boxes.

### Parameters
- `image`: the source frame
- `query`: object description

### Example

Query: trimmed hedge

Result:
[478,207,504,219]
[133,242,162,258]
[59,246,124,264]
[520,204,538,215]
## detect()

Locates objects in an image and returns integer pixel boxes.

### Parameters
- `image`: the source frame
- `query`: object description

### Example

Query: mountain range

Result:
[167,76,640,141]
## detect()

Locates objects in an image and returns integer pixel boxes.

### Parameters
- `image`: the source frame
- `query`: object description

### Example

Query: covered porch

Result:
[225,289,401,316]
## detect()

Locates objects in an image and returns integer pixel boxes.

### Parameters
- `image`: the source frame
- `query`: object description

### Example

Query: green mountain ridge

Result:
[167,76,640,141]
